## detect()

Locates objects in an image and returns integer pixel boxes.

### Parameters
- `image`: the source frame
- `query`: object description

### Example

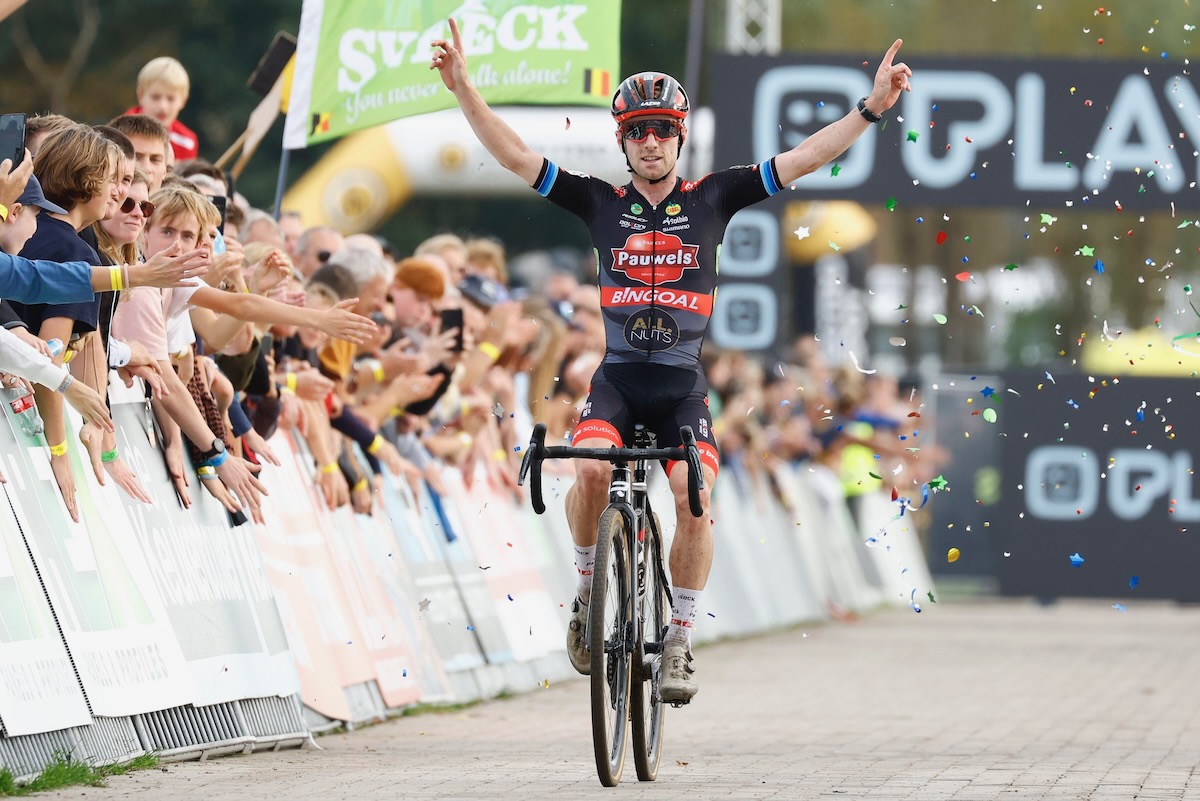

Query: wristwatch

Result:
[199,437,226,464]
[857,97,882,124]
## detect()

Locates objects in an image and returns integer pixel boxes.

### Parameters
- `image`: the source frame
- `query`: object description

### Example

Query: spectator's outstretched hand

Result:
[129,242,211,288]
[242,427,280,466]
[422,326,458,366]
[0,152,33,208]
[203,251,243,288]
[63,379,114,432]
[12,327,51,358]
[49,449,79,523]
[385,372,441,409]
[248,249,291,296]
[291,366,335,401]
[81,421,152,504]
[316,465,349,510]
[318,299,376,344]
[215,455,268,523]
[163,435,192,509]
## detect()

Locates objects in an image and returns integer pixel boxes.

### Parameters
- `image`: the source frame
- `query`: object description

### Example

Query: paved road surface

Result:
[51,599,1200,800]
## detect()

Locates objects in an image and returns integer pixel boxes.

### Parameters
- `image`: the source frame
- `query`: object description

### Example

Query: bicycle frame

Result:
[517,422,705,785]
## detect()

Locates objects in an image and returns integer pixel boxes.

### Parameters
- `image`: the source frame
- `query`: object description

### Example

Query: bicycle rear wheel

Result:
[590,505,632,787]
[631,511,668,781]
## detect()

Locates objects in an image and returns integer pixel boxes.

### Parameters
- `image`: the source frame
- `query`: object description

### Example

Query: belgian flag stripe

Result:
[584,68,611,97]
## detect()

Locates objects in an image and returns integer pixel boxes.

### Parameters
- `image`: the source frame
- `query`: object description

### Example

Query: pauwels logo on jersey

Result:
[610,231,700,285]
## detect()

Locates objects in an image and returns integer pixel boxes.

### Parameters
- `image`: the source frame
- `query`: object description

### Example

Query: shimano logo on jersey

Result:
[610,231,700,284]
[624,309,680,351]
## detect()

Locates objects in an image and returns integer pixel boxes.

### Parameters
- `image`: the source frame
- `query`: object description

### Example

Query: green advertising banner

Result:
[284,1,621,149]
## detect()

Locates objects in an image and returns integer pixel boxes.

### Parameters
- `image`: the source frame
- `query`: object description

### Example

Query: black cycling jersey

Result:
[533,158,783,370]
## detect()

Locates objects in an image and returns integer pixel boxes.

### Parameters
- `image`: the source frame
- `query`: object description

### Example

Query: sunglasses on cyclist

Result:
[119,196,155,219]
[620,119,682,142]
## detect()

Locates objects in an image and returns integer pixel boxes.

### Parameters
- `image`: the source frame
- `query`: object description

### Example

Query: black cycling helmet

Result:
[611,72,690,124]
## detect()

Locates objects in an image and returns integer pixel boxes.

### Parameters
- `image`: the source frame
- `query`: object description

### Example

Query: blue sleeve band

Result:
[0,254,94,305]
[227,397,253,438]
[203,450,229,469]
[534,160,560,197]
[759,159,782,196]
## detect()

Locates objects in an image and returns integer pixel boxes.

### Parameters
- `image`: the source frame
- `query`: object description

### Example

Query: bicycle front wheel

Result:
[631,511,668,781]
[590,505,632,787]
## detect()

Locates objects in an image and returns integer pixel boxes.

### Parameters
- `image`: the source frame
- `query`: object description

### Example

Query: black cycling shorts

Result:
[573,361,719,476]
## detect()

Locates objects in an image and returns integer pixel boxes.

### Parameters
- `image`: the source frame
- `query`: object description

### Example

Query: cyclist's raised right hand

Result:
[430,18,469,92]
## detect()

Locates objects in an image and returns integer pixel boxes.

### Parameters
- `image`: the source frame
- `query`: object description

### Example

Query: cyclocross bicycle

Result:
[518,422,705,786]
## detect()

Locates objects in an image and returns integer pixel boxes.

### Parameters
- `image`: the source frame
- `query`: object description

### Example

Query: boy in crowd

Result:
[108,114,170,193]
[124,56,198,161]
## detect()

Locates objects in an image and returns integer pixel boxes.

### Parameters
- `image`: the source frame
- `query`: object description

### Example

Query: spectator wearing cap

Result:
[0,176,70,356]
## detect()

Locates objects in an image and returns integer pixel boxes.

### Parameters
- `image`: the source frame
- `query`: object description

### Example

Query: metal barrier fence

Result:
[0,385,932,781]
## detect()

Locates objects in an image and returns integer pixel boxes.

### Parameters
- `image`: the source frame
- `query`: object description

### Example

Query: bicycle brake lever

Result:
[678,426,705,518]
[521,423,547,514]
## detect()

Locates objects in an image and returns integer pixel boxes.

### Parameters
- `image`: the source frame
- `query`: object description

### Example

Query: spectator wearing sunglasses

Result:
[294,225,344,279]
[77,166,162,505]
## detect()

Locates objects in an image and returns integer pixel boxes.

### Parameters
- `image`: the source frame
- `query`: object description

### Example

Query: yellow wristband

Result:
[48,441,68,457]
[477,341,501,362]
[367,434,385,455]
[353,477,369,492]
[370,361,385,383]
[492,448,508,462]
[389,405,406,418]
[109,265,124,291]
[320,462,339,475]
[0,203,7,222]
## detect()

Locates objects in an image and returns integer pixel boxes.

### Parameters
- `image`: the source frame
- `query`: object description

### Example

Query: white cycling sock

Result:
[665,586,702,647]
[574,544,596,603]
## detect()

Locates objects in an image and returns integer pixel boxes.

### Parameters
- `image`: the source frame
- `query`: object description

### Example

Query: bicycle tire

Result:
[590,505,632,787]
[631,511,668,781]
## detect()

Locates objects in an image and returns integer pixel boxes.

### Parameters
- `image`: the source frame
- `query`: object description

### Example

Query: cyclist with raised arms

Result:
[433,18,911,704]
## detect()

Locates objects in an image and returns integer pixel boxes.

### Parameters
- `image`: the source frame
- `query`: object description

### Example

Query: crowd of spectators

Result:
[0,55,945,535]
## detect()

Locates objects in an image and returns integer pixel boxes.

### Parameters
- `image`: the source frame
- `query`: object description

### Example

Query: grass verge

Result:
[0,752,159,796]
